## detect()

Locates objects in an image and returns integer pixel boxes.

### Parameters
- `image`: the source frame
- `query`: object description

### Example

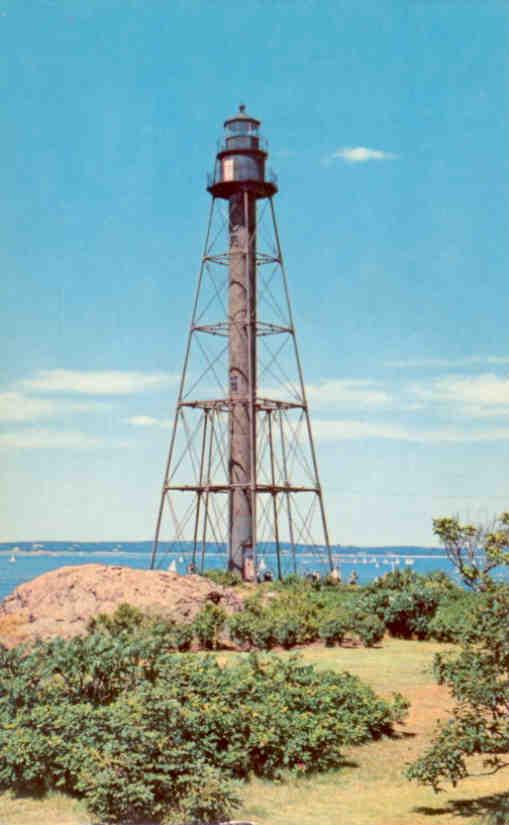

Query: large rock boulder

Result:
[0,564,242,646]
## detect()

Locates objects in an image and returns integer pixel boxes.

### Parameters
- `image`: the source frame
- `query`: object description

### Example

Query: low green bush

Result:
[353,613,385,647]
[202,569,243,587]
[88,604,194,654]
[353,586,436,640]
[90,571,477,657]
[406,585,509,797]
[0,635,408,823]
[367,567,421,593]
[318,611,350,646]
[277,573,303,588]
[383,587,439,639]
[428,592,478,642]
[228,570,468,649]
[87,602,145,635]
[192,603,227,650]
[164,764,242,825]
[227,610,275,650]
[272,613,301,648]
[227,589,320,650]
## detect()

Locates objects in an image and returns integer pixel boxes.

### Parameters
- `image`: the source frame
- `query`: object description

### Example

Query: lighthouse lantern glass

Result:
[226,119,258,136]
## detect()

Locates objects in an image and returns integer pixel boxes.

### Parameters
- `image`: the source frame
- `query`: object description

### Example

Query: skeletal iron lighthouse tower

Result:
[151,106,332,580]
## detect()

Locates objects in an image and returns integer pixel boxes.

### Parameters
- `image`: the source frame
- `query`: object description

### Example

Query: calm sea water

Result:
[0,540,476,602]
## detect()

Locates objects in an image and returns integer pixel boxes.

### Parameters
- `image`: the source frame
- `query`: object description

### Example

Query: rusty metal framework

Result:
[151,109,332,579]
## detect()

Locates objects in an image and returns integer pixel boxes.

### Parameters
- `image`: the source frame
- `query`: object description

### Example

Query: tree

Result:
[406,582,509,796]
[433,511,509,591]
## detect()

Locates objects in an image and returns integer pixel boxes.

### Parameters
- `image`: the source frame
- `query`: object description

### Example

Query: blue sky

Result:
[1,0,508,544]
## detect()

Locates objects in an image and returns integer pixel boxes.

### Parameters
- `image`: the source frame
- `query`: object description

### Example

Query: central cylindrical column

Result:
[228,190,257,579]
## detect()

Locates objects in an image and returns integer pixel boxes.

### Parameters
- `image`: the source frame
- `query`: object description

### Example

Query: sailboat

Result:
[9,554,16,563]
[168,559,177,573]
[258,558,267,573]
[178,555,185,564]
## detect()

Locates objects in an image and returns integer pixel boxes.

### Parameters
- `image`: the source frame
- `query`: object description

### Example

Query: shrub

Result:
[228,605,318,650]
[428,592,478,643]
[273,609,319,647]
[192,603,226,650]
[167,765,241,825]
[227,611,275,650]
[382,587,440,639]
[318,612,350,647]
[272,614,301,648]
[355,590,391,624]
[354,614,385,647]
[202,569,242,587]
[150,620,194,653]
[407,584,509,794]
[171,622,194,652]
[421,569,458,594]
[367,567,421,592]
[88,605,195,656]
[0,636,408,823]
[87,602,145,635]
[228,589,320,650]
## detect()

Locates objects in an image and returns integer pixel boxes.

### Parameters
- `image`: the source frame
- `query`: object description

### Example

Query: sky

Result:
[1,0,508,545]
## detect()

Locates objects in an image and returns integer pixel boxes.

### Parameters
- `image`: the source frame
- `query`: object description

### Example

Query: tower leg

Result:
[269,198,334,574]
[151,199,215,571]
[192,409,208,569]
[267,409,283,580]
[278,409,297,574]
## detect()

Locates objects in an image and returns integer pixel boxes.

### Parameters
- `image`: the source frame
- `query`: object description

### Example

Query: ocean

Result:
[0,540,479,602]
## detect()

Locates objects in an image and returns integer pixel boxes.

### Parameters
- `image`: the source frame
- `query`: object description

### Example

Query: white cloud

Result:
[330,147,397,163]
[306,379,391,407]
[22,369,174,396]
[126,415,170,428]
[386,356,509,369]
[456,405,509,419]
[314,420,409,441]
[267,371,509,422]
[0,392,55,422]
[0,391,106,422]
[412,374,509,411]
[313,418,509,443]
[0,430,128,450]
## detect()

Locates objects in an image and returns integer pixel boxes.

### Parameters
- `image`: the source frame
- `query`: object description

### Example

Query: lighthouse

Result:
[151,106,332,581]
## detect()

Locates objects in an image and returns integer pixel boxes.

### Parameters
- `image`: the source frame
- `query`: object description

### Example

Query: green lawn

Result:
[1,638,508,824]
[237,640,509,825]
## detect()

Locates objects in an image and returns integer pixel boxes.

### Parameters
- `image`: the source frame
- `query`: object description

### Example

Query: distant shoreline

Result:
[0,548,447,560]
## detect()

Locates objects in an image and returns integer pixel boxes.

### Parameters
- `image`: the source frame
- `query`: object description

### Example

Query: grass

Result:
[1,638,509,824]
[0,791,90,825]
[237,639,509,825]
